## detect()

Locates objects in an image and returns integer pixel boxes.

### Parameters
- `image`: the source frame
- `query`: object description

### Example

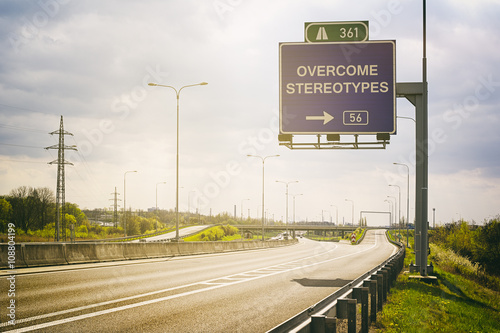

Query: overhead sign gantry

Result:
[278,16,431,277]
[279,21,395,150]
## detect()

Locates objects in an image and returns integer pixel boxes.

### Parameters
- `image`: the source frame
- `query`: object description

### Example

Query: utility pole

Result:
[45,116,77,242]
[109,187,121,228]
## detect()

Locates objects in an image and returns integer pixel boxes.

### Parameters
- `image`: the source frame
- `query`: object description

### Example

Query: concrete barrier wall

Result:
[0,244,27,269]
[0,239,297,269]
[144,243,168,259]
[123,243,147,260]
[65,243,99,264]
[23,243,68,267]
[95,243,126,262]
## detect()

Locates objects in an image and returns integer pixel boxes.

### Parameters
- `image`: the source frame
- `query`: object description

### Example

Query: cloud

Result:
[0,0,498,224]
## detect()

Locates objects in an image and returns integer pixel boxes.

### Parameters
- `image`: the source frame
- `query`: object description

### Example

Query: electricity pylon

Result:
[45,115,77,242]
[109,187,121,228]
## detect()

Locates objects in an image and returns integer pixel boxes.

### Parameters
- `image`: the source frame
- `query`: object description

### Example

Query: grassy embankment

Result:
[183,225,241,241]
[370,232,500,332]
[183,225,287,241]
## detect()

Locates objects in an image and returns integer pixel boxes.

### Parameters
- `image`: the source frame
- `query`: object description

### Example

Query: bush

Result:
[75,224,88,238]
[430,243,500,291]
[430,217,500,277]
[472,219,500,276]
[446,221,473,258]
[221,224,238,236]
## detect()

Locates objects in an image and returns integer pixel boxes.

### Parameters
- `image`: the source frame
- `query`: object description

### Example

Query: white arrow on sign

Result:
[306,111,334,125]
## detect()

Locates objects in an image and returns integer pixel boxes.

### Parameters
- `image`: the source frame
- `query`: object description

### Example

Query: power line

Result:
[0,123,48,133]
[66,136,108,208]
[0,142,43,149]
[0,158,47,164]
[0,102,48,115]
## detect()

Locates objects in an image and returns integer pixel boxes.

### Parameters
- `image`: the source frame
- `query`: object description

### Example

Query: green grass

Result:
[371,233,500,332]
[183,225,240,242]
[372,267,500,332]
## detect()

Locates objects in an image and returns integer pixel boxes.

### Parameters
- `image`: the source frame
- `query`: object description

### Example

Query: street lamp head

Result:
[148,83,158,86]
[200,82,208,85]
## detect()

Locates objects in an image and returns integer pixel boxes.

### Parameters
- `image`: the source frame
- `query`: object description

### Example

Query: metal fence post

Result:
[337,298,357,333]
[379,269,388,302]
[353,287,369,333]
[311,314,336,333]
[364,279,377,323]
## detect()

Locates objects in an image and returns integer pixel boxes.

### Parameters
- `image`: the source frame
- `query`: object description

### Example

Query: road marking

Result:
[5,236,388,332]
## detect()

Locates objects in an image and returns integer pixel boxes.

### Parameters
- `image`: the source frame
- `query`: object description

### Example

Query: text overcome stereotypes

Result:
[285,64,389,95]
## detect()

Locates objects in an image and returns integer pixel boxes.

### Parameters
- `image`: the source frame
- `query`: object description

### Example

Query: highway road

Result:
[0,230,397,332]
[131,225,210,242]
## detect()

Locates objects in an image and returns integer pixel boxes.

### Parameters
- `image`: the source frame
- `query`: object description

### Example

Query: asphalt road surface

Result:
[131,225,211,242]
[0,229,396,332]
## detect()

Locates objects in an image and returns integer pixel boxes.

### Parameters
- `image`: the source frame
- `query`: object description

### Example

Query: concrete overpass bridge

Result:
[236,224,366,238]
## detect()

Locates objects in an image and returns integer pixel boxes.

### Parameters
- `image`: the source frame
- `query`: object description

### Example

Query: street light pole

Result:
[394,162,410,247]
[247,154,279,241]
[241,198,250,221]
[188,190,196,214]
[385,199,393,227]
[387,196,396,227]
[156,181,166,231]
[330,204,338,225]
[123,170,137,236]
[291,194,303,224]
[148,82,207,241]
[389,184,401,236]
[276,180,298,238]
[345,199,354,226]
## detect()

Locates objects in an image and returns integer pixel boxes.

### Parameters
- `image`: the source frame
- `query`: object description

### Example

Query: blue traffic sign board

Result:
[279,41,396,134]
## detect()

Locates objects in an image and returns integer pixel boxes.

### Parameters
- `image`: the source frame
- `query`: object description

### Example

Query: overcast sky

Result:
[0,0,499,226]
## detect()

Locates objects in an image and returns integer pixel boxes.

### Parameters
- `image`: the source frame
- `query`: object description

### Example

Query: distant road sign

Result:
[305,21,368,43]
[279,41,396,135]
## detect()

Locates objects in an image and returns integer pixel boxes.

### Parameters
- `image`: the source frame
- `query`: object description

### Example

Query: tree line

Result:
[0,185,267,240]
[430,216,500,277]
[0,186,89,234]
[1,186,56,233]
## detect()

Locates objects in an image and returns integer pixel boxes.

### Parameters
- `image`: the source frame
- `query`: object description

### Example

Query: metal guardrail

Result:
[267,231,405,333]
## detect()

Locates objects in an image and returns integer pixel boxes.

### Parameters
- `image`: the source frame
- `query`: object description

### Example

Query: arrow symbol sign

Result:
[306,111,334,125]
